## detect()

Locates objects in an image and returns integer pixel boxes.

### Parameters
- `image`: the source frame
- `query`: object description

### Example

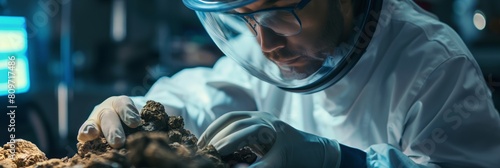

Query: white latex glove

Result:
[77,96,141,148]
[198,111,341,168]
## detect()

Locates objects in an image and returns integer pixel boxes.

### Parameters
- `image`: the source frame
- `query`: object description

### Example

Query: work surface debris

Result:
[0,100,257,168]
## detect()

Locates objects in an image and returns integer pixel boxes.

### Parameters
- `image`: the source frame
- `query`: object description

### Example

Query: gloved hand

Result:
[198,111,341,168]
[77,96,141,148]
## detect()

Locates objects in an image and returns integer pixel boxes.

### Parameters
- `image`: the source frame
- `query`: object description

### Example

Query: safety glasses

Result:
[229,0,311,36]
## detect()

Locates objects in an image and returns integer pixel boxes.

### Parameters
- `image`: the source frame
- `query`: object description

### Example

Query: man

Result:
[78,0,500,167]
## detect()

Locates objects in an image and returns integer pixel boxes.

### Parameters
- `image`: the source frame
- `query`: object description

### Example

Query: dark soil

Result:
[0,100,257,168]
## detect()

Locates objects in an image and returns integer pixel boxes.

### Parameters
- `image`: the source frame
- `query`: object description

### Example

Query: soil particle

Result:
[140,100,169,132]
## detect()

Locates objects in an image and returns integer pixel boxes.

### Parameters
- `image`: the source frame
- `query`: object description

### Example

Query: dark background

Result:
[0,0,499,158]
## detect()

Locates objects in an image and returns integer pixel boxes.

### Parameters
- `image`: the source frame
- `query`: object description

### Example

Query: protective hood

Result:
[183,0,383,94]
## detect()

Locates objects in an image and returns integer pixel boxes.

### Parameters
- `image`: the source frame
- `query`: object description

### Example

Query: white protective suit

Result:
[131,0,500,167]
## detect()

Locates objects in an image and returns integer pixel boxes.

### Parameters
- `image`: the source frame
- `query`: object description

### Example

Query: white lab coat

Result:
[131,0,500,167]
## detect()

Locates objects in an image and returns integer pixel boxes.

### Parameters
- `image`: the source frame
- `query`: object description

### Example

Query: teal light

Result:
[0,16,30,95]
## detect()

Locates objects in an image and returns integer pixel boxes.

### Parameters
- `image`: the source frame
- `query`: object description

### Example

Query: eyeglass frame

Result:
[227,0,312,36]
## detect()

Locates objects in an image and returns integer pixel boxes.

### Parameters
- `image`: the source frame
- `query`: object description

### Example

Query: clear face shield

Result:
[183,0,381,94]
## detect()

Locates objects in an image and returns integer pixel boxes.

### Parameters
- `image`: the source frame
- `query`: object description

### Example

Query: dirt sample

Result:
[138,100,169,132]
[221,146,258,167]
[126,131,224,168]
[0,139,48,167]
[0,100,257,168]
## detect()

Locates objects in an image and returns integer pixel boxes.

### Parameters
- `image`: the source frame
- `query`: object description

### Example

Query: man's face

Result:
[236,0,351,80]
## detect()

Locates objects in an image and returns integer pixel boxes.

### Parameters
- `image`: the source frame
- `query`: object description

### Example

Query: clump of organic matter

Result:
[0,100,257,168]
[0,139,47,167]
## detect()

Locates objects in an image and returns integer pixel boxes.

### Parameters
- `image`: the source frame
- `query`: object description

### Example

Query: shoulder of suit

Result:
[375,0,472,61]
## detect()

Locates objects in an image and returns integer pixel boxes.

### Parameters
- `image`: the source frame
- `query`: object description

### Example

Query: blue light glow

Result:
[0,16,30,95]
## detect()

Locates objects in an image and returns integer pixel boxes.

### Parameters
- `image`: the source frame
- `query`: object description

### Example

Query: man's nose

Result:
[257,26,286,53]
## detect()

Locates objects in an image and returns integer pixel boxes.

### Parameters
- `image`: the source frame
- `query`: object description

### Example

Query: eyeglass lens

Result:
[244,10,301,36]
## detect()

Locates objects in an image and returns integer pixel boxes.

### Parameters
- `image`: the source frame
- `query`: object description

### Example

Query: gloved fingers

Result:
[99,108,126,148]
[208,117,262,145]
[198,111,252,147]
[111,96,141,128]
[77,120,101,142]
[248,137,285,168]
[77,101,106,142]
[212,124,276,156]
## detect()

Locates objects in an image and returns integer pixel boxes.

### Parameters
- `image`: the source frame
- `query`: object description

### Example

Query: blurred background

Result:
[0,0,498,158]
